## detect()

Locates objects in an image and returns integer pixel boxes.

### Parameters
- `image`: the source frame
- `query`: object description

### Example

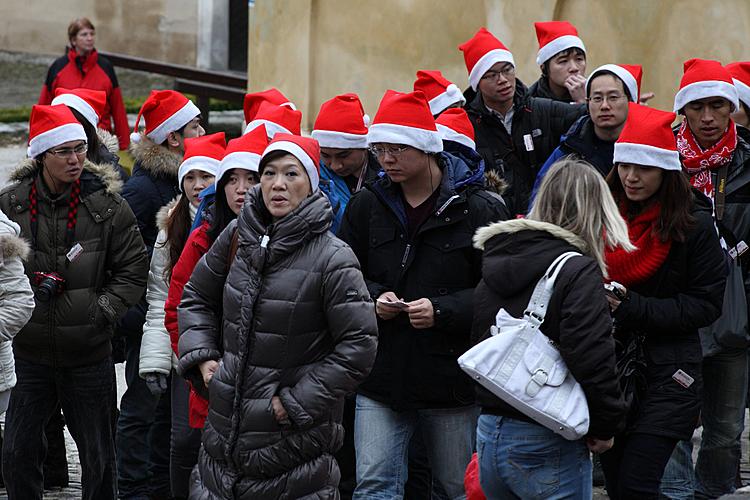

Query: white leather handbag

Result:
[458,251,590,440]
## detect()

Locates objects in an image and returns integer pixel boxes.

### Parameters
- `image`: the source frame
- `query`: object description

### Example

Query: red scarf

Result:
[605,201,672,287]
[676,120,737,198]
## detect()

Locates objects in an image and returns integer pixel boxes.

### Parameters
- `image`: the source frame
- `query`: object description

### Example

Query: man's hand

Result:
[376,291,404,320]
[639,92,656,105]
[565,74,588,104]
[271,396,290,426]
[587,437,614,453]
[144,372,168,396]
[406,298,435,329]
[198,360,220,388]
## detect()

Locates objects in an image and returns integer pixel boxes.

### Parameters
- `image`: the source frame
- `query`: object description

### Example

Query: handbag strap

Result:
[523,251,582,327]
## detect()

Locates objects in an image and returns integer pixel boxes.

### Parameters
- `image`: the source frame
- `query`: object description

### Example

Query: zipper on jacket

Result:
[400,244,411,268]
[49,198,58,368]
[435,195,460,216]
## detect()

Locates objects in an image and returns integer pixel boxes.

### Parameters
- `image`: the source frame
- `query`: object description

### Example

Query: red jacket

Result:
[39,48,130,150]
[165,221,211,428]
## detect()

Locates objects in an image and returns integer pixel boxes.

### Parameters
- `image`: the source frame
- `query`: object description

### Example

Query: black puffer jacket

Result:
[471,219,627,439]
[177,187,377,499]
[338,152,508,410]
[464,81,584,216]
[526,76,573,102]
[612,194,726,439]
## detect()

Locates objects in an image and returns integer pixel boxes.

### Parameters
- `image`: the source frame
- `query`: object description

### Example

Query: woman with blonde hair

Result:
[470,158,631,499]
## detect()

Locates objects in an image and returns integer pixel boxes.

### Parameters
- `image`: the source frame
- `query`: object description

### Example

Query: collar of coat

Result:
[9,157,123,196]
[129,134,182,179]
[473,218,588,253]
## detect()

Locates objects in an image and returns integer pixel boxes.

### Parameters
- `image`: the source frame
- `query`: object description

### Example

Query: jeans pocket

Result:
[507,440,561,499]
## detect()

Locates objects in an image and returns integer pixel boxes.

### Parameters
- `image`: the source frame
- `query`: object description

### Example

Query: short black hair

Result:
[586,70,633,102]
[541,47,586,77]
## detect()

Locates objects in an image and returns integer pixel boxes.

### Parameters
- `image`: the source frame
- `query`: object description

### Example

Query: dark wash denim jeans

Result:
[2,356,116,500]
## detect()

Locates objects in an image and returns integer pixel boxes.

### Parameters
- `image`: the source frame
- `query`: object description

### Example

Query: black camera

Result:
[32,272,66,302]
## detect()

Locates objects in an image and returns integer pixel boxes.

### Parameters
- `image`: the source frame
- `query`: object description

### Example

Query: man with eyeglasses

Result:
[458,27,585,216]
[338,90,507,499]
[530,64,642,204]
[0,104,148,499]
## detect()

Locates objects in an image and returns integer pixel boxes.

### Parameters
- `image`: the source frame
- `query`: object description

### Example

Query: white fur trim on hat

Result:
[428,84,466,116]
[536,35,585,66]
[244,119,292,138]
[51,94,98,127]
[311,129,368,149]
[587,64,638,103]
[613,142,681,171]
[217,151,262,183]
[674,80,739,113]
[147,100,201,145]
[178,156,219,192]
[436,124,476,150]
[27,122,86,159]
[733,78,750,109]
[469,49,515,91]
[367,123,444,153]
[263,141,319,191]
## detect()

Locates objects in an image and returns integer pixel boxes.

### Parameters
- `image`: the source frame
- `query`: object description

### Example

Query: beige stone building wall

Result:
[0,0,198,65]
[249,0,750,130]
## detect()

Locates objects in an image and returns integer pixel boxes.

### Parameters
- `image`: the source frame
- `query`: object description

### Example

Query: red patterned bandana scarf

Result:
[676,120,737,198]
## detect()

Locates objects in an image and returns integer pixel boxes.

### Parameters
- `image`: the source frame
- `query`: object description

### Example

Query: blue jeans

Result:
[116,333,172,499]
[659,440,695,500]
[352,394,477,500]
[2,357,116,500]
[475,414,591,500]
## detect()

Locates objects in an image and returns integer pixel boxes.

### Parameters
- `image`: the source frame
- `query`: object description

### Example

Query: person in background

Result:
[413,70,467,116]
[38,17,130,151]
[471,158,631,499]
[0,104,148,500]
[527,21,587,103]
[728,62,750,140]
[602,103,727,499]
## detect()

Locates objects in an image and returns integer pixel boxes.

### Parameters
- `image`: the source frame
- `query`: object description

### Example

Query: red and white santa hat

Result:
[27,104,87,158]
[614,103,680,171]
[368,90,443,153]
[534,21,586,66]
[586,64,642,103]
[261,134,321,191]
[674,58,739,113]
[217,125,269,182]
[413,70,466,116]
[311,93,369,149]
[178,132,226,191]
[458,28,515,91]
[51,87,107,128]
[131,90,200,145]
[435,108,476,150]
[726,62,750,110]
[244,101,302,138]
[243,88,296,123]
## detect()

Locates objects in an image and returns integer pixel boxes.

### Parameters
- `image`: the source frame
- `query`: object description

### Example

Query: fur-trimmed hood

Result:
[97,128,119,155]
[155,195,198,233]
[129,133,182,179]
[0,209,29,260]
[9,157,123,195]
[473,218,588,252]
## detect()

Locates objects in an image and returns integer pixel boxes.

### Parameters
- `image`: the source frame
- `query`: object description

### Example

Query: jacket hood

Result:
[440,150,485,191]
[0,209,29,260]
[129,134,182,179]
[474,218,588,297]
[156,196,180,232]
[97,128,120,155]
[10,157,123,195]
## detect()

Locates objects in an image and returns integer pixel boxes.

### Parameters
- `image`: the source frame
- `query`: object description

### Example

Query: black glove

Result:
[144,372,168,396]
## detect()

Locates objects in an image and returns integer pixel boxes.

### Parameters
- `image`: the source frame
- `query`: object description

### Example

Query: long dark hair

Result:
[69,108,103,164]
[607,166,695,243]
[162,193,195,282]
[207,173,241,243]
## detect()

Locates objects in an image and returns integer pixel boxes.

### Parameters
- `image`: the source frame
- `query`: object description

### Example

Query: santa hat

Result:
[413,70,466,116]
[178,132,226,191]
[217,125,269,183]
[458,28,515,91]
[435,108,476,150]
[674,58,739,113]
[131,90,200,145]
[243,88,296,123]
[367,90,443,153]
[27,104,86,158]
[726,62,750,109]
[244,101,302,138]
[614,103,680,171]
[534,21,586,66]
[586,64,642,103]
[51,87,106,128]
[261,134,321,191]
[311,93,369,149]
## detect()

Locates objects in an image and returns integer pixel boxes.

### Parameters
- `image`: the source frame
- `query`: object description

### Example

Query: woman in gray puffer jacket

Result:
[177,134,378,499]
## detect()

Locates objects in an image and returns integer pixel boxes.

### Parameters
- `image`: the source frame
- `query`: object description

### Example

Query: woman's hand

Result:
[587,437,614,453]
[198,360,220,388]
[607,295,622,312]
[271,396,290,425]
[406,298,435,329]
[376,291,404,320]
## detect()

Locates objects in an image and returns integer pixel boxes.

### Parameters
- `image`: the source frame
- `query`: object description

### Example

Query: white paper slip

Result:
[672,369,695,389]
[376,298,409,309]
[66,243,84,263]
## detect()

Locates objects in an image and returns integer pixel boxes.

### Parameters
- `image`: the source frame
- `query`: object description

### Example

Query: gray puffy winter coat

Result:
[177,186,378,499]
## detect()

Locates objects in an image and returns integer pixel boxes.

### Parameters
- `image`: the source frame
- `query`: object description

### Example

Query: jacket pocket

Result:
[367,226,399,282]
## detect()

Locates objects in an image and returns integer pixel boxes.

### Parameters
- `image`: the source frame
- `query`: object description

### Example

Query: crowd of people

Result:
[1,15,750,500]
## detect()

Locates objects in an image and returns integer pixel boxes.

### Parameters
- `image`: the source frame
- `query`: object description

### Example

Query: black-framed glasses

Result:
[586,94,626,105]
[48,142,88,158]
[370,145,410,158]
[481,65,516,81]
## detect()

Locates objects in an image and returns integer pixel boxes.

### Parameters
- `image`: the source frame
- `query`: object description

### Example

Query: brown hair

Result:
[607,167,695,243]
[68,17,95,44]
[161,194,194,283]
